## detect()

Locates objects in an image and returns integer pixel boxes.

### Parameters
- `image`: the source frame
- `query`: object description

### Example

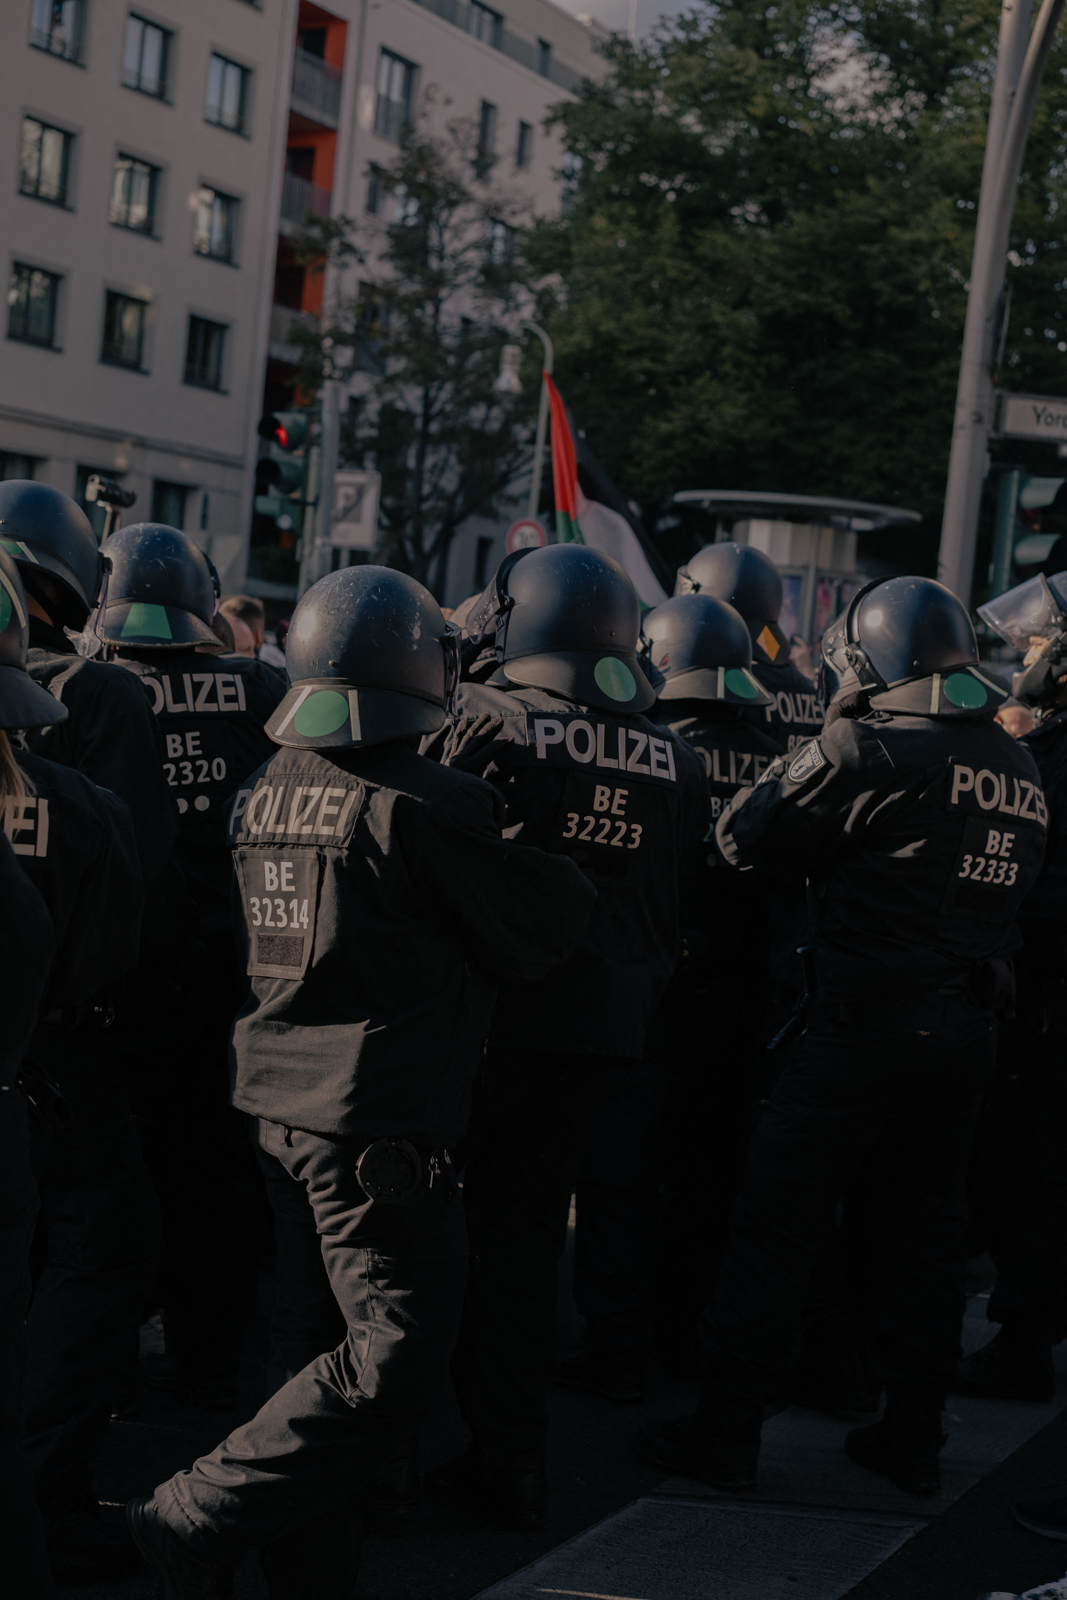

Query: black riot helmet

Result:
[468,543,656,714]
[0,480,106,630]
[96,523,222,651]
[820,575,1003,716]
[979,572,1067,707]
[266,566,459,750]
[0,548,68,731]
[674,542,788,665]
[640,593,771,706]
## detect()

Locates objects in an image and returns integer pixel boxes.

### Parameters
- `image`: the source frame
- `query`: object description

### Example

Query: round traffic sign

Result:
[506,518,548,553]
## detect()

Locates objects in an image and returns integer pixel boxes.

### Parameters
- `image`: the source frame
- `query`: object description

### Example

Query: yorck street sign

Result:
[330,469,381,550]
[998,392,1067,444]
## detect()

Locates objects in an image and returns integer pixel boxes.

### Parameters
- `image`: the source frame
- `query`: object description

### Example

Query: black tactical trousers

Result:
[0,1091,54,1598]
[154,1117,466,1564]
[702,995,997,1409]
[24,1032,160,1509]
[452,1049,622,1459]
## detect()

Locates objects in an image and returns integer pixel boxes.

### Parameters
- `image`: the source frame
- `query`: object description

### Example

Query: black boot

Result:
[951,1327,1055,1403]
[638,1394,762,1492]
[426,1440,547,1529]
[365,1433,420,1534]
[845,1396,946,1496]
[126,1494,235,1598]
[549,1343,646,1403]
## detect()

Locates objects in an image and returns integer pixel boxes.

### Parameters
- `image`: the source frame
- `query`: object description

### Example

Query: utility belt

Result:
[355,1137,456,1204]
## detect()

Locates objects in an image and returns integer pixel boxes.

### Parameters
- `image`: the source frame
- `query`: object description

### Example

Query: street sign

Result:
[998,391,1067,443]
[506,517,547,553]
[330,469,381,549]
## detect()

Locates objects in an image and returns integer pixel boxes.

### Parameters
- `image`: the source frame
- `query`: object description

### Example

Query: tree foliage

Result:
[529,0,1067,579]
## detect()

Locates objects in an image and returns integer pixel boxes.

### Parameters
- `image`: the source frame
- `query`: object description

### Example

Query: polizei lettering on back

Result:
[949,762,1048,829]
[230,780,361,842]
[143,672,248,716]
[529,716,677,784]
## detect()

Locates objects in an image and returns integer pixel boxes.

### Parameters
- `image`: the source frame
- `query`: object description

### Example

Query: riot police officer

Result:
[641,577,1045,1497]
[93,523,285,1408]
[675,542,823,750]
[0,548,150,1583]
[127,566,594,1599]
[427,545,710,1525]
[952,573,1067,1412]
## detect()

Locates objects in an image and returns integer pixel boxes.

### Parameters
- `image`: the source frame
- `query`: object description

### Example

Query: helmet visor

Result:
[818,611,848,705]
[978,575,1067,653]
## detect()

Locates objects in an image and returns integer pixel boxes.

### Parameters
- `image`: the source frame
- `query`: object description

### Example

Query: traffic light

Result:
[254,410,311,529]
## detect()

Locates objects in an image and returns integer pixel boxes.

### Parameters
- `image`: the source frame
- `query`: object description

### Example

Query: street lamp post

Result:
[495,323,555,520]
[938,0,1066,604]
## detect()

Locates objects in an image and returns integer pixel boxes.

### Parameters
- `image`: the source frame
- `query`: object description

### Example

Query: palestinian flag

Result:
[545,373,669,609]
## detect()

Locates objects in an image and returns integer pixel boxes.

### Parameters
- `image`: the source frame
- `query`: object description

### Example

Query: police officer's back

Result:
[641,577,1045,1502]
[428,545,709,1524]
[127,566,594,1597]
[676,542,823,751]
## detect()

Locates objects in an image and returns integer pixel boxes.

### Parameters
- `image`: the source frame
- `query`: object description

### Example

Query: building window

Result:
[365,172,380,214]
[19,118,72,206]
[184,314,226,389]
[29,0,84,63]
[0,452,38,481]
[486,218,516,264]
[151,479,188,528]
[193,187,238,262]
[206,53,250,133]
[469,2,502,48]
[473,535,494,590]
[374,49,415,142]
[475,100,497,180]
[537,39,552,77]
[101,290,147,368]
[516,120,533,170]
[109,155,159,233]
[297,25,326,56]
[8,263,60,347]
[122,14,171,98]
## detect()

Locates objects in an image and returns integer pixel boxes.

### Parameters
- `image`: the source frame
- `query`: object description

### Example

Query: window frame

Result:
[121,13,172,100]
[516,120,533,170]
[205,52,251,136]
[101,288,149,371]
[29,0,85,65]
[468,2,503,49]
[374,48,416,143]
[183,313,228,391]
[19,116,73,207]
[8,261,62,349]
[193,185,239,263]
[151,479,189,528]
[108,153,161,235]
[475,99,497,180]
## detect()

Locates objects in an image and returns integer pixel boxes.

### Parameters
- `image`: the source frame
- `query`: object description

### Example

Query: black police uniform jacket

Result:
[746,659,824,753]
[115,650,284,947]
[1016,707,1067,964]
[25,619,176,891]
[9,750,143,1011]
[432,683,712,1058]
[226,739,596,1144]
[717,709,1047,1002]
[0,831,53,1089]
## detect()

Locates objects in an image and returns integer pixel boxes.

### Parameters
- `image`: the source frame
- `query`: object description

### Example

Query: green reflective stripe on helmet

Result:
[943,672,989,710]
[594,657,637,702]
[293,688,349,738]
[1,539,37,563]
[0,569,26,631]
[724,667,760,700]
[121,602,172,640]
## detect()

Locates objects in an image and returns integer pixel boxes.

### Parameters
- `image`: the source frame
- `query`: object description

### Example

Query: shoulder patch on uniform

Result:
[787,740,826,785]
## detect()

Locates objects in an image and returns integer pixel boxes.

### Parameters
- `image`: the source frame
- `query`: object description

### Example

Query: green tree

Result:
[294,115,538,595]
[529,0,1067,581]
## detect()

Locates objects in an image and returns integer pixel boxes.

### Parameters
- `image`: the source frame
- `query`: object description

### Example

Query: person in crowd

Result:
[0,545,149,1583]
[219,593,286,670]
[227,615,257,657]
[425,544,710,1526]
[641,577,1045,1498]
[675,542,823,751]
[94,523,286,1411]
[125,565,595,1600]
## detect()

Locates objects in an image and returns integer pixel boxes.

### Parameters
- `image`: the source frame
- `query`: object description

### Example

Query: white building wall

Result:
[0,0,296,589]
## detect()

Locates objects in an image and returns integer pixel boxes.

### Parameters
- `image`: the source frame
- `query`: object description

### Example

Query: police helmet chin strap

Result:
[206,555,221,602]
[842,577,887,694]
[441,622,461,716]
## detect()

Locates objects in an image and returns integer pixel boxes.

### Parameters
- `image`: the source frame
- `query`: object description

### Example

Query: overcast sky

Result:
[553,0,697,42]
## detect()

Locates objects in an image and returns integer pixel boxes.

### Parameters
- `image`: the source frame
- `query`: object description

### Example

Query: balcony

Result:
[280,171,332,227]
[407,0,584,93]
[290,46,342,127]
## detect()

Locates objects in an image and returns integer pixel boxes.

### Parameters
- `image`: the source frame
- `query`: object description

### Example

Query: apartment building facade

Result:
[1,0,601,597]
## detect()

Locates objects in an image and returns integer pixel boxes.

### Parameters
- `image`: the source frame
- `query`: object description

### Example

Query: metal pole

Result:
[297,442,322,597]
[313,374,342,587]
[522,321,554,519]
[939,0,1063,603]
[990,465,1024,595]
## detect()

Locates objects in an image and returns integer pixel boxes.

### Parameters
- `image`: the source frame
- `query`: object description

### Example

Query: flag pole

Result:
[522,321,554,518]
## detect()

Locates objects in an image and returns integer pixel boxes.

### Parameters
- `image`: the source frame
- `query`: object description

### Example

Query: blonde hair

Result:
[0,730,32,804]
